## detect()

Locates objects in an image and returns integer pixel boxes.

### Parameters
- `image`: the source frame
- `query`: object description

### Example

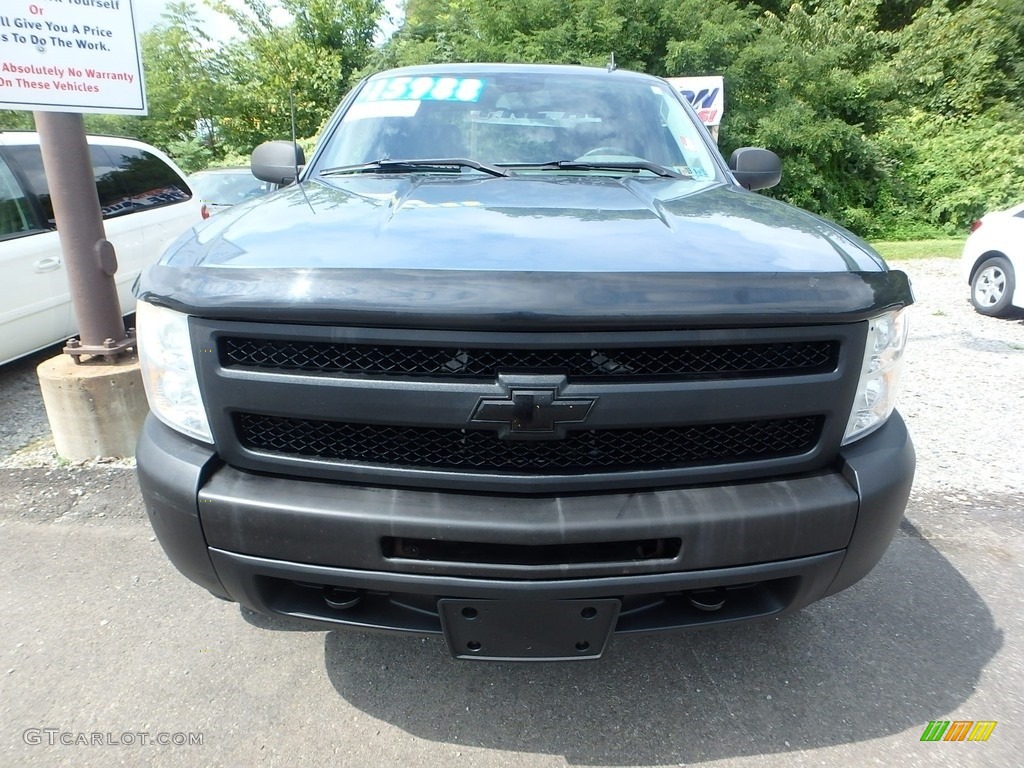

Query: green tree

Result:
[877,0,1024,233]
[0,111,35,131]
[664,0,896,234]
[382,0,665,71]
[5,0,1021,237]
[135,1,227,159]
[209,0,384,151]
[889,0,1024,118]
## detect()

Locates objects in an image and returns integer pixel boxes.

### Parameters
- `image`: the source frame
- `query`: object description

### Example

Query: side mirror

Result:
[728,147,782,191]
[251,140,306,186]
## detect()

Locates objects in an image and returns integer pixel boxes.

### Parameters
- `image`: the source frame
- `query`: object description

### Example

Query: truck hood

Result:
[164,176,883,272]
[141,176,912,330]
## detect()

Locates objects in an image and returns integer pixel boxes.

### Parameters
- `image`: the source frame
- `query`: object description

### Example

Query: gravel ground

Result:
[0,346,57,460]
[1,255,1022,492]
[893,257,1024,493]
[0,342,135,470]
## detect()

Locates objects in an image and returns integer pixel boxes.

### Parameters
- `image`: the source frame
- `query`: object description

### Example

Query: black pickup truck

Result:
[135,63,914,661]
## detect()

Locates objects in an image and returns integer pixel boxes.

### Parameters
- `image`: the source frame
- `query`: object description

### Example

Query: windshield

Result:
[316,69,719,180]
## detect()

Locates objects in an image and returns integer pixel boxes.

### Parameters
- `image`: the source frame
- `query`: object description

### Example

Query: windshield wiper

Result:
[505,160,690,179]
[321,158,509,178]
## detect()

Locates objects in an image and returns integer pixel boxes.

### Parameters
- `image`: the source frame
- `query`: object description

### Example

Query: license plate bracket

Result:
[438,598,620,660]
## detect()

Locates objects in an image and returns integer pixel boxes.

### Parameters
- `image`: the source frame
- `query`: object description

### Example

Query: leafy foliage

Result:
[0,1,383,171]
[889,0,1024,118]
[207,0,383,151]
[876,107,1024,232]
[378,0,1023,238]
[135,3,227,153]
[0,0,1020,238]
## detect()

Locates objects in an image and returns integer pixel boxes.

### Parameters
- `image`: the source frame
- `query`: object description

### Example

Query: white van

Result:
[0,132,202,365]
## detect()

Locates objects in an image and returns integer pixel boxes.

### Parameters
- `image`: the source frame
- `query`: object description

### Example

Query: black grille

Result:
[221,338,837,380]
[235,413,823,474]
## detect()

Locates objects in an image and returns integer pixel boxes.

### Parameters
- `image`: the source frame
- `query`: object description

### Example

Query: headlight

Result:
[136,301,213,444]
[843,309,909,445]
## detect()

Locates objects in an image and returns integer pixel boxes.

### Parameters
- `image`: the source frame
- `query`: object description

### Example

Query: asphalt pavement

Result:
[1,290,1022,766]
[0,467,1021,767]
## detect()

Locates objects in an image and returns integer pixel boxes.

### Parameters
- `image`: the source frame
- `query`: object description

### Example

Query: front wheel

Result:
[971,255,1015,316]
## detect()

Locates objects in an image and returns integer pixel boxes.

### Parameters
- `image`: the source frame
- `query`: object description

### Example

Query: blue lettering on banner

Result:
[360,77,485,103]
[679,88,720,109]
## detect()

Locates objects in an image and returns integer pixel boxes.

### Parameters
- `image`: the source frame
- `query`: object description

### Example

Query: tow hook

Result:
[688,587,727,612]
[323,586,362,610]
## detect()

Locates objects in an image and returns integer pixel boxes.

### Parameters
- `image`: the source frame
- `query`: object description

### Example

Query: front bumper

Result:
[137,412,914,641]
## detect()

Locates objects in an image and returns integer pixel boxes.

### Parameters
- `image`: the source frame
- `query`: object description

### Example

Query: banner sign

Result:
[0,0,146,115]
[666,76,724,127]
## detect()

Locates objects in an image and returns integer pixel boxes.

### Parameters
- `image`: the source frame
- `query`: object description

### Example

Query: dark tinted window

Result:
[5,144,115,224]
[3,142,190,223]
[0,153,39,238]
[5,144,58,225]
[99,145,191,215]
[91,145,136,215]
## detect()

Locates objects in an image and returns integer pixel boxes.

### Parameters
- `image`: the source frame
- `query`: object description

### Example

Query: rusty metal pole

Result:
[33,111,133,362]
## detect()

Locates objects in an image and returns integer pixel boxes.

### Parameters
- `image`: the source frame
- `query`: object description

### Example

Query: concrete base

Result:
[37,352,148,460]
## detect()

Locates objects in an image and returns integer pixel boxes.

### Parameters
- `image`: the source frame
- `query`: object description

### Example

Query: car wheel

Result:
[970,255,1015,316]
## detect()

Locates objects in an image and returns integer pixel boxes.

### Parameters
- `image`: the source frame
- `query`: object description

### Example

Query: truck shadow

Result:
[315,519,1002,764]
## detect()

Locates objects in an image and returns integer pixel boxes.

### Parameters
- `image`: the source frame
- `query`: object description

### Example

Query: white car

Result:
[961,201,1023,316]
[0,132,202,365]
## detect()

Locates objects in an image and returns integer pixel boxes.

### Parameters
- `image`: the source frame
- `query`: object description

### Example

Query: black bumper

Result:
[137,412,914,639]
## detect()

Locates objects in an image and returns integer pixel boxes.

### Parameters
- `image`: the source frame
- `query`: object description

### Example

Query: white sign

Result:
[0,0,146,115]
[666,76,724,127]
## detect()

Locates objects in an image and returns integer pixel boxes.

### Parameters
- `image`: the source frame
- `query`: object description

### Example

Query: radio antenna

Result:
[606,53,617,72]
